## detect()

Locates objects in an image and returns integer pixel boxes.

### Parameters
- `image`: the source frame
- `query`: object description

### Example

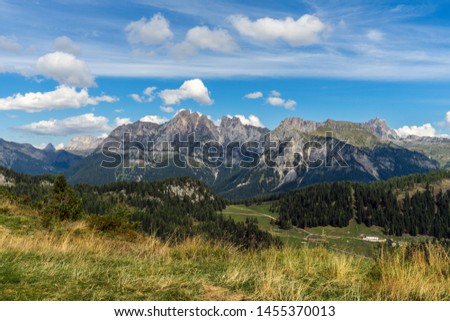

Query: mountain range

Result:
[2,110,449,198]
[0,139,82,176]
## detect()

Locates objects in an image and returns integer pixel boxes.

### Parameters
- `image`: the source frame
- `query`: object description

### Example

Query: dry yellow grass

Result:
[1,195,450,301]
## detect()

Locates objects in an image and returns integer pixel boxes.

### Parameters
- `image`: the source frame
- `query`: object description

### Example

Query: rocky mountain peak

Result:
[220,115,242,128]
[65,136,104,156]
[160,109,219,141]
[277,117,318,133]
[108,121,160,141]
[367,118,399,141]
[219,116,268,144]
[43,143,56,152]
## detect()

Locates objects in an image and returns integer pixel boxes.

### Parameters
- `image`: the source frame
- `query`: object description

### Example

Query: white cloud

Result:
[445,111,450,127]
[115,117,132,127]
[230,14,325,47]
[367,30,384,42]
[159,79,213,105]
[125,13,173,45]
[143,86,157,98]
[53,36,80,55]
[36,51,95,87]
[114,109,125,113]
[0,35,22,52]
[140,115,169,124]
[185,26,237,53]
[270,90,281,97]
[130,93,143,103]
[34,143,47,150]
[244,91,263,99]
[396,123,437,138]
[0,85,117,113]
[283,100,296,110]
[266,91,296,110]
[14,113,111,136]
[160,106,174,113]
[55,143,65,150]
[130,86,157,103]
[233,114,265,128]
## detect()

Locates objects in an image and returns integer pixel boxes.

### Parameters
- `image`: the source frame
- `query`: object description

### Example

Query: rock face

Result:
[0,173,7,185]
[367,118,400,141]
[65,110,440,199]
[65,136,104,156]
[219,116,269,144]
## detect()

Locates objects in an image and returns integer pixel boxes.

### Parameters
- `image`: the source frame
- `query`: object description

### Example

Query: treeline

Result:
[274,171,450,239]
[75,177,280,249]
[1,168,280,249]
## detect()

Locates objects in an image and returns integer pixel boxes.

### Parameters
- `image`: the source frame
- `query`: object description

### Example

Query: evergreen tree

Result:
[44,174,82,222]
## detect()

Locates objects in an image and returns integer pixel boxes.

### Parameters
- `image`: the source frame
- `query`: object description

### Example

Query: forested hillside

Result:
[0,166,280,249]
[273,171,450,239]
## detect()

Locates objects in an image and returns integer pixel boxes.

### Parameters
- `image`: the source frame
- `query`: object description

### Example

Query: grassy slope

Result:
[2,195,450,301]
[223,203,434,257]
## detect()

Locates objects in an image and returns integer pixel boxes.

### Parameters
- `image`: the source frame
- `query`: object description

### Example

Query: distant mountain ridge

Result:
[0,138,82,175]
[0,110,446,198]
[65,136,105,156]
[66,110,440,199]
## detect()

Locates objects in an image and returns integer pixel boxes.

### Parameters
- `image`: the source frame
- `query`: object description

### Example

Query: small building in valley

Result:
[361,234,385,242]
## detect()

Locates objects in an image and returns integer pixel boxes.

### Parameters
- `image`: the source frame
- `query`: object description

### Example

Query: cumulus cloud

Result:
[140,115,169,124]
[130,86,157,103]
[130,93,143,103]
[53,36,80,55]
[396,123,437,137]
[143,86,156,97]
[367,30,384,42]
[0,85,117,113]
[230,14,325,47]
[160,106,174,113]
[14,113,111,136]
[445,111,450,127]
[55,143,65,150]
[232,114,265,128]
[185,26,238,53]
[115,117,132,127]
[0,35,22,52]
[36,51,95,87]
[244,91,263,99]
[159,79,213,105]
[125,13,173,45]
[266,91,296,110]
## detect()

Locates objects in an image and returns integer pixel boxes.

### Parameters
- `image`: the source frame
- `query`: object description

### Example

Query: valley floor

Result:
[223,203,434,257]
[1,197,450,301]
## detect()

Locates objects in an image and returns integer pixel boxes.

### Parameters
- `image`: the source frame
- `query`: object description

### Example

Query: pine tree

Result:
[44,174,82,222]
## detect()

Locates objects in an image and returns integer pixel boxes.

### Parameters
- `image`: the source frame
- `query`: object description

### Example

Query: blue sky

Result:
[1,0,450,147]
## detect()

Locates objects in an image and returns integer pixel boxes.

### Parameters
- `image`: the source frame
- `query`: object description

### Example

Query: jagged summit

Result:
[43,143,56,152]
[65,136,104,156]
[367,118,399,141]
[98,112,408,150]
[101,111,407,145]
[0,111,440,198]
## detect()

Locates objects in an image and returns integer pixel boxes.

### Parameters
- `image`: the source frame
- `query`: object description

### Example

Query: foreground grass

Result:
[1,198,450,300]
